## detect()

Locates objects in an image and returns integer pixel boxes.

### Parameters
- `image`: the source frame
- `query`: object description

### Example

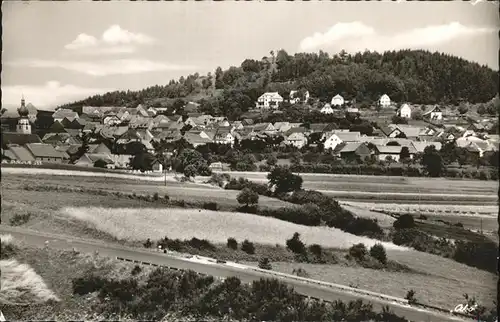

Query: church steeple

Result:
[16,95,31,134]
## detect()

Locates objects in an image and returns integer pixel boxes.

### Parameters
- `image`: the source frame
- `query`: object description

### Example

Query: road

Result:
[1,225,470,322]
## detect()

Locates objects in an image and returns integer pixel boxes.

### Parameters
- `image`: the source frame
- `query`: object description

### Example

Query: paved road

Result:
[1,225,470,322]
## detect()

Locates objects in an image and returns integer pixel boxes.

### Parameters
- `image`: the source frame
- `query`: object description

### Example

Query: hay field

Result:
[60,206,407,250]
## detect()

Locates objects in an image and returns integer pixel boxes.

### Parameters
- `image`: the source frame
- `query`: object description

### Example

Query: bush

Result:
[227,237,238,250]
[258,257,272,270]
[131,265,142,276]
[286,232,306,254]
[0,241,17,260]
[308,244,323,258]
[292,267,309,278]
[241,239,255,254]
[153,192,159,201]
[393,214,415,230]
[369,243,387,264]
[349,243,368,261]
[188,237,216,251]
[418,214,428,220]
[72,274,106,295]
[9,213,32,226]
[164,194,170,202]
[93,159,108,168]
[203,202,219,211]
[143,238,152,248]
[453,222,464,228]
[453,240,498,273]
[405,289,417,305]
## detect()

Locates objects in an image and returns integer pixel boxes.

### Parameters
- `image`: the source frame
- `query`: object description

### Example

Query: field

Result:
[59,206,404,250]
[254,260,496,311]
[218,171,498,198]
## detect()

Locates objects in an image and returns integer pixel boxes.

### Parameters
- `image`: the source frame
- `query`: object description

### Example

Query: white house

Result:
[331,94,344,107]
[379,94,391,108]
[256,92,284,110]
[423,106,443,121]
[397,104,412,118]
[284,132,308,149]
[320,104,334,114]
[323,133,343,150]
[323,131,362,150]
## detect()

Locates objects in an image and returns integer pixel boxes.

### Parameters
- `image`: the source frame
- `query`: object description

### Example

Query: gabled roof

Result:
[258,92,283,100]
[253,123,275,131]
[53,109,78,119]
[309,123,329,133]
[7,145,35,161]
[286,132,307,140]
[334,132,361,142]
[374,145,403,154]
[390,124,423,138]
[422,105,442,115]
[25,143,64,158]
[285,127,307,136]
[89,142,112,154]
[184,132,213,145]
[411,141,442,153]
[1,132,42,146]
[339,142,364,153]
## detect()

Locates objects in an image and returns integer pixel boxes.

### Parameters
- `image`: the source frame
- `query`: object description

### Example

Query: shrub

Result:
[72,274,106,295]
[393,214,415,230]
[453,222,464,228]
[93,159,108,168]
[9,213,32,226]
[479,171,490,180]
[369,243,387,264]
[188,237,216,251]
[152,192,159,201]
[227,237,238,250]
[405,289,417,305]
[131,265,142,276]
[418,214,428,220]
[143,238,152,248]
[286,232,306,254]
[453,240,497,273]
[203,202,219,211]
[308,244,323,258]
[258,257,272,270]
[349,243,368,261]
[0,241,17,260]
[164,194,170,202]
[292,267,309,278]
[241,239,255,254]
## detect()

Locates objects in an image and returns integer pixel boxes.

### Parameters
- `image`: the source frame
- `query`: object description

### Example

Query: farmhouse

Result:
[397,104,412,118]
[283,132,308,149]
[422,105,443,121]
[379,94,391,108]
[339,142,371,161]
[331,94,344,107]
[256,92,284,110]
[24,143,65,163]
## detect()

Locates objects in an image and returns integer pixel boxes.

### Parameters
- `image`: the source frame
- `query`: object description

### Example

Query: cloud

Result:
[299,22,496,53]
[2,81,115,109]
[6,59,197,77]
[64,25,155,54]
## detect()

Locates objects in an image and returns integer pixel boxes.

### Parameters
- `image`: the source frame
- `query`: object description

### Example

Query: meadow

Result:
[59,206,405,250]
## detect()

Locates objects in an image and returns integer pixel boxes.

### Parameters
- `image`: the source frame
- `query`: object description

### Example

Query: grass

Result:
[258,260,496,311]
[0,259,60,306]
[59,206,405,250]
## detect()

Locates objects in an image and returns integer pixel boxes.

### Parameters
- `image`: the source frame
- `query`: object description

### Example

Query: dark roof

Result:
[25,143,64,158]
[8,145,35,162]
[2,132,42,147]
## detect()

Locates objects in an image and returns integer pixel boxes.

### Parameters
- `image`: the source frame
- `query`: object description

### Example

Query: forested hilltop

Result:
[59,49,498,118]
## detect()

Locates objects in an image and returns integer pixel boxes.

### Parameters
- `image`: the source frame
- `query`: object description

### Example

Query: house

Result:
[388,124,424,140]
[422,105,443,121]
[339,143,371,161]
[89,142,112,155]
[331,94,344,107]
[373,145,409,162]
[103,114,121,126]
[4,144,36,162]
[323,131,361,150]
[309,123,329,133]
[256,92,284,110]
[214,131,235,146]
[75,153,115,168]
[323,133,343,151]
[231,121,245,131]
[1,132,42,148]
[335,131,362,143]
[252,123,276,133]
[168,115,184,124]
[411,141,442,153]
[184,102,201,114]
[151,160,163,173]
[53,109,79,123]
[378,94,391,108]
[289,90,310,104]
[24,143,64,163]
[379,125,402,138]
[283,132,308,149]
[397,104,412,118]
[184,132,213,147]
[320,104,334,114]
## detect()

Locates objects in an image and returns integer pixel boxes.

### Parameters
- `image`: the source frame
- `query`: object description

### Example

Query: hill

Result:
[58,49,498,119]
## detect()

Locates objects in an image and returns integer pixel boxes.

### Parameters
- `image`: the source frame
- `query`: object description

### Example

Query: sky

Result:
[2,1,498,110]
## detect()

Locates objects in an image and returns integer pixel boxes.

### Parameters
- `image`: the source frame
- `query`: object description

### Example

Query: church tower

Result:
[16,96,31,134]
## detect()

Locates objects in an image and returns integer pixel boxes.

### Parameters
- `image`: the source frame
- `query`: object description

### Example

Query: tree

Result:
[241,239,255,254]
[458,104,468,115]
[421,145,443,177]
[258,257,272,270]
[412,109,423,120]
[393,214,415,230]
[399,146,411,162]
[405,289,417,305]
[237,188,259,207]
[93,159,108,168]
[349,243,367,261]
[71,132,90,163]
[391,115,408,125]
[130,152,155,172]
[227,237,238,250]
[369,243,387,264]
[286,232,306,254]
[266,155,278,166]
[173,149,211,178]
[215,67,224,89]
[267,166,303,194]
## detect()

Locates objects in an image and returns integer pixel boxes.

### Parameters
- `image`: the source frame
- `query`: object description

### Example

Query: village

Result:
[1,90,498,173]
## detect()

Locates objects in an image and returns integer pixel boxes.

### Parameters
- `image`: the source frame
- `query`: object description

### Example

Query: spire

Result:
[18,95,29,117]
[21,94,25,107]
